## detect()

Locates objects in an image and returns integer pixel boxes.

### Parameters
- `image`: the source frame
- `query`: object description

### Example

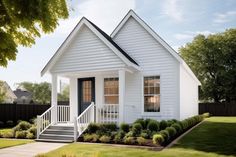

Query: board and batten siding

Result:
[179,65,199,120]
[113,17,180,121]
[51,25,125,73]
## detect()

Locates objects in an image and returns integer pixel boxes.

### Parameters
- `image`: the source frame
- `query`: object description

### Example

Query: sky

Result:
[1,0,236,89]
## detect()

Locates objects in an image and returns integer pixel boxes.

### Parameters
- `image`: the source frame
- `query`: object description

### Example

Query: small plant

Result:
[147,120,159,132]
[134,119,146,129]
[126,131,134,137]
[165,127,177,138]
[120,123,129,132]
[29,118,37,125]
[26,132,35,139]
[29,126,37,136]
[132,123,142,136]
[153,134,164,145]
[160,120,168,130]
[15,130,27,139]
[202,112,210,118]
[100,123,117,133]
[99,135,111,143]
[87,123,100,134]
[114,131,125,143]
[159,130,170,142]
[123,136,135,145]
[144,119,151,129]
[83,134,99,142]
[18,121,32,130]
[2,131,14,138]
[167,120,175,126]
[137,137,146,145]
[140,132,149,139]
[6,120,14,127]
[171,123,183,134]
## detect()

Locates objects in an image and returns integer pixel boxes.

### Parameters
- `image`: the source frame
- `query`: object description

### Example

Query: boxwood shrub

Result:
[159,130,170,142]
[120,123,129,132]
[165,127,177,138]
[171,123,183,134]
[99,135,111,143]
[132,123,142,136]
[147,120,159,132]
[153,134,164,145]
[160,120,168,130]
[134,119,146,129]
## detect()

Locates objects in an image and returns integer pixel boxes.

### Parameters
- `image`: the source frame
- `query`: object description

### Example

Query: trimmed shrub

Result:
[100,123,117,133]
[160,120,168,130]
[2,131,14,138]
[159,130,170,142]
[123,136,135,145]
[87,123,100,134]
[26,132,35,139]
[0,121,4,128]
[83,134,99,142]
[153,134,164,145]
[18,121,32,130]
[140,132,149,139]
[167,120,175,127]
[180,120,189,130]
[144,119,151,129]
[120,123,129,132]
[137,137,146,145]
[126,131,134,137]
[114,131,125,143]
[202,112,210,118]
[29,126,37,136]
[99,135,111,143]
[15,130,27,139]
[132,123,142,136]
[171,123,183,134]
[29,118,37,125]
[147,120,159,132]
[6,120,14,127]
[165,127,177,138]
[134,119,146,129]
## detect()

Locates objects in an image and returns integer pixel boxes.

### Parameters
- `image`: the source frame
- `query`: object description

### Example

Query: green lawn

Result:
[0,139,33,149]
[44,117,236,157]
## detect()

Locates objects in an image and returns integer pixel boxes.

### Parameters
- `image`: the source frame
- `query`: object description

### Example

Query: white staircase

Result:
[36,103,95,143]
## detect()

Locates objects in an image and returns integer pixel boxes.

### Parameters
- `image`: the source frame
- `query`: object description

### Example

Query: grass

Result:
[44,117,236,157]
[0,139,33,149]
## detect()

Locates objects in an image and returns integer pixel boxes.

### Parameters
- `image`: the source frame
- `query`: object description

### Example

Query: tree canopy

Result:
[180,29,236,102]
[0,0,69,67]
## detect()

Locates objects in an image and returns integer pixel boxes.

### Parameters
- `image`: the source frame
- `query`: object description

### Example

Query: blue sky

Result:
[1,0,236,89]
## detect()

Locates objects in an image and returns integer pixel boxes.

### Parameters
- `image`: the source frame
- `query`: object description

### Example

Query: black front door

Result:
[78,77,95,115]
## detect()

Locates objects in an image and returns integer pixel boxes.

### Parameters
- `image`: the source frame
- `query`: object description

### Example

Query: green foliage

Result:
[125,131,134,137]
[165,127,177,138]
[28,126,37,137]
[167,120,175,127]
[120,123,129,132]
[0,0,69,67]
[131,123,142,136]
[58,85,69,101]
[99,135,111,143]
[180,29,236,102]
[17,121,32,130]
[114,131,125,143]
[2,131,14,138]
[160,120,168,130]
[99,123,117,133]
[0,81,6,103]
[18,82,51,104]
[159,130,170,142]
[26,132,35,139]
[147,120,159,132]
[136,137,146,145]
[83,134,99,142]
[140,132,149,139]
[153,134,165,145]
[134,119,146,129]
[171,123,183,134]
[15,130,27,138]
[87,123,100,134]
[202,112,210,118]
[123,136,135,145]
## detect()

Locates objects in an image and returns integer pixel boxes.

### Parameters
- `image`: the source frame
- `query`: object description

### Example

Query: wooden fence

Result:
[199,103,236,116]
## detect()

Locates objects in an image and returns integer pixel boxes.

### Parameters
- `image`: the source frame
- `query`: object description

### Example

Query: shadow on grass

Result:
[173,121,236,156]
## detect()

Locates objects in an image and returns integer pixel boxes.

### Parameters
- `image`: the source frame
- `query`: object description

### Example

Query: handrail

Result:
[37,105,56,139]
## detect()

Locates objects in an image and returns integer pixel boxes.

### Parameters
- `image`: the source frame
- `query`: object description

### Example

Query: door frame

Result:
[77,77,95,115]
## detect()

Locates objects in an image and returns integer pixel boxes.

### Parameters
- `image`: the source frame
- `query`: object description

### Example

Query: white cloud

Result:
[162,0,184,22]
[214,11,236,23]
[77,0,136,34]
[174,30,213,40]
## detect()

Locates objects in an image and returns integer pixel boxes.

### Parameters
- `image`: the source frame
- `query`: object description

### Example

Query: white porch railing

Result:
[37,105,56,139]
[74,102,95,141]
[57,105,70,123]
[97,104,119,124]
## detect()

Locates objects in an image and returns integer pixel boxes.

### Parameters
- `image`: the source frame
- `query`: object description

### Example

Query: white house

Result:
[0,81,17,103]
[37,10,201,142]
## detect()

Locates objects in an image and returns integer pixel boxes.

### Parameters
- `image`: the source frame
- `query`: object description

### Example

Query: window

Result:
[144,76,160,112]
[82,80,92,102]
[104,78,119,104]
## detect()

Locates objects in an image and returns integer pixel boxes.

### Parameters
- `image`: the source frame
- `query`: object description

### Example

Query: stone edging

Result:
[164,120,205,149]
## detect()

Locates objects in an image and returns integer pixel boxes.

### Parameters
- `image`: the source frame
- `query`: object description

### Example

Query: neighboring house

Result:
[0,81,17,103]
[13,88,33,104]
[37,10,201,142]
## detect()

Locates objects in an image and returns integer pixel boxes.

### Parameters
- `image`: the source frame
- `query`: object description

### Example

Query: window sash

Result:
[104,77,119,104]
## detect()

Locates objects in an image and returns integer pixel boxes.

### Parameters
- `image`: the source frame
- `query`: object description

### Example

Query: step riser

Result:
[49,126,74,130]
[39,135,74,141]
[43,131,74,135]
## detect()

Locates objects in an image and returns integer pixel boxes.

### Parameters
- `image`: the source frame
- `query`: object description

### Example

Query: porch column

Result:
[119,69,125,124]
[70,77,78,122]
[51,74,58,124]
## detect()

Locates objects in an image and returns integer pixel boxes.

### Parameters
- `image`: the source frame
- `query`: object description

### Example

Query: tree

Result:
[58,85,69,101]
[18,82,51,104]
[0,81,6,103]
[179,29,236,102]
[0,0,69,67]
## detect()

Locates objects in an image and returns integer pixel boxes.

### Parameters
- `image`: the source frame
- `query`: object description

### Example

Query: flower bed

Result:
[79,113,210,147]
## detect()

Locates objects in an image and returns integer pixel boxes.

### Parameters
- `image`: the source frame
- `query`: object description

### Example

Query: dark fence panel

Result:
[0,103,50,123]
[199,103,236,116]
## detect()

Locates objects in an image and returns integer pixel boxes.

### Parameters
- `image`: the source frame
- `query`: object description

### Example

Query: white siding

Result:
[51,25,125,73]
[113,17,180,121]
[179,65,199,120]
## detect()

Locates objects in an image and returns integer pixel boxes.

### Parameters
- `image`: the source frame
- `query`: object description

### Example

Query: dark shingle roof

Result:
[13,89,32,98]
[86,18,138,66]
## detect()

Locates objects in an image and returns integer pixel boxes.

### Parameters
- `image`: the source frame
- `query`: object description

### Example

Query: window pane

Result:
[154,87,160,94]
[144,95,160,112]
[82,81,91,102]
[105,96,118,104]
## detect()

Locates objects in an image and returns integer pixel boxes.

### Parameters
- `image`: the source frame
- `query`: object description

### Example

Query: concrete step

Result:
[36,138,73,143]
[39,134,74,141]
[48,125,74,130]
[44,129,74,135]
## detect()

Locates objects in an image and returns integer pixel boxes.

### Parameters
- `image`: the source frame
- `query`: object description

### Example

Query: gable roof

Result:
[111,10,201,85]
[41,17,139,76]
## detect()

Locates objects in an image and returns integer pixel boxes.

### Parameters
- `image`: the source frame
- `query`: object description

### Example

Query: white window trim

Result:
[103,75,119,105]
[141,74,161,116]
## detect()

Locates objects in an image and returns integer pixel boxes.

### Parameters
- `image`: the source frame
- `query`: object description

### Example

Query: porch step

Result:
[37,125,75,142]
[36,139,73,143]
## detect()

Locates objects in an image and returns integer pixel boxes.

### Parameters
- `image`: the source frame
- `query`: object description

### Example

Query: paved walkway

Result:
[0,142,67,157]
